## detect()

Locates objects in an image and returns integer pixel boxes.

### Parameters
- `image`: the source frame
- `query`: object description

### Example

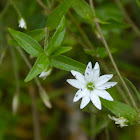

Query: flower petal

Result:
[94,89,114,101]
[92,69,100,82]
[95,74,113,86]
[80,91,90,109]
[73,88,87,102]
[90,92,102,110]
[85,62,93,82]
[96,82,117,89]
[66,79,85,89]
[93,62,100,70]
[71,70,85,83]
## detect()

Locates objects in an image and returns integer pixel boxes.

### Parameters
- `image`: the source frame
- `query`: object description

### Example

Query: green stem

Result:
[89,0,139,113]
[44,27,49,51]
[36,0,51,15]
[10,0,21,17]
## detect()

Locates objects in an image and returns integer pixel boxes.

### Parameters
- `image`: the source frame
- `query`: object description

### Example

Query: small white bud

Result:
[108,114,128,128]
[12,93,19,115]
[39,88,52,108]
[39,68,52,80]
[18,18,27,29]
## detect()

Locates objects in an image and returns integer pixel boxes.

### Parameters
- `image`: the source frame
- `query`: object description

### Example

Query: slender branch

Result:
[114,0,140,37]
[89,0,139,112]
[36,0,51,15]
[10,0,21,17]
[29,85,41,140]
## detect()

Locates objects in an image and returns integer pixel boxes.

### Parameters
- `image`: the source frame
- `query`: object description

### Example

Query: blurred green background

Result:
[0,0,140,140]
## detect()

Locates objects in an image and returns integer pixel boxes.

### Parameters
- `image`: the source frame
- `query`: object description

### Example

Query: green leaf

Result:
[46,0,73,30]
[72,0,94,21]
[95,3,123,22]
[123,77,140,102]
[8,29,46,47]
[84,47,117,58]
[24,53,50,82]
[45,16,66,56]
[101,99,137,121]
[27,29,46,42]
[8,28,44,57]
[51,46,72,56]
[100,19,130,29]
[50,55,86,74]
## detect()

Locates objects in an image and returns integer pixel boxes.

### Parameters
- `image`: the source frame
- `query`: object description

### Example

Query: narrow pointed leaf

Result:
[27,29,46,41]
[123,77,140,102]
[25,53,50,82]
[45,16,66,56]
[101,98,137,121]
[8,28,44,57]
[50,55,86,74]
[46,0,73,30]
[51,46,72,56]
[9,29,46,47]
[72,0,94,20]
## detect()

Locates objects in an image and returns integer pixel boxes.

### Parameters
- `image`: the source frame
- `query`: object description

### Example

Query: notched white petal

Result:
[95,74,113,86]
[80,91,90,109]
[86,62,92,70]
[94,89,114,101]
[66,79,85,89]
[71,70,85,83]
[96,82,117,89]
[90,92,102,110]
[85,62,93,82]
[73,88,87,102]
[93,62,99,70]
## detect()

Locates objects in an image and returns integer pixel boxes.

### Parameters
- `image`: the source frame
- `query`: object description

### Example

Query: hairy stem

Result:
[89,0,139,112]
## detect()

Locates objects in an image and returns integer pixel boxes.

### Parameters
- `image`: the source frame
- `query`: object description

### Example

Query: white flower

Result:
[108,115,128,128]
[66,62,117,110]
[18,18,27,29]
[39,68,52,80]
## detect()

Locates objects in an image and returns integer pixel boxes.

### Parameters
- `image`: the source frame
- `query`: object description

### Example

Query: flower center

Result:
[86,82,95,91]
